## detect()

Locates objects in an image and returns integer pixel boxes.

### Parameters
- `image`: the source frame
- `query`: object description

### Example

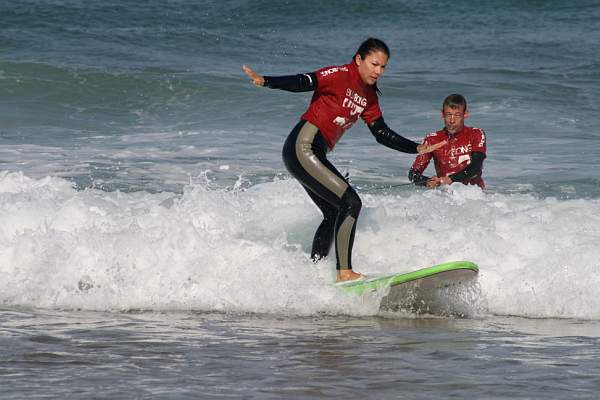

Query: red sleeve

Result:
[313,65,342,93]
[410,136,434,173]
[361,91,382,124]
[472,128,487,154]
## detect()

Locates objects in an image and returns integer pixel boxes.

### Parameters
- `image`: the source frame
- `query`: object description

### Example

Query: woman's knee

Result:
[340,188,362,218]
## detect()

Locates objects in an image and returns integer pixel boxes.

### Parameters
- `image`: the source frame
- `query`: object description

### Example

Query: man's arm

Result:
[408,168,430,186]
[263,73,317,92]
[408,135,435,186]
[448,152,486,182]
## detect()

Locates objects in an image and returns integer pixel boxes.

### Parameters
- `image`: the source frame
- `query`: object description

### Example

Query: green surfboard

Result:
[336,260,479,295]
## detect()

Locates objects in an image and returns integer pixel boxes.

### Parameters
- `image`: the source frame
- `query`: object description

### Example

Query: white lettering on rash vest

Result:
[342,88,366,116]
[320,66,349,77]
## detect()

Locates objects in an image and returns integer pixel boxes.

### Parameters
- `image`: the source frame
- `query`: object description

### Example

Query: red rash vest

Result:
[301,62,382,149]
[411,126,487,188]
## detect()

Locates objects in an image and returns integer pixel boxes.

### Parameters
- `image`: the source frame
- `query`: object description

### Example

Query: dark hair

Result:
[442,94,468,112]
[354,38,390,94]
[355,37,390,60]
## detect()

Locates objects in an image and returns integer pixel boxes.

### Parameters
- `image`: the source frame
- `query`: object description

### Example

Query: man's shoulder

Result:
[464,126,487,151]
[424,130,447,142]
[465,126,486,136]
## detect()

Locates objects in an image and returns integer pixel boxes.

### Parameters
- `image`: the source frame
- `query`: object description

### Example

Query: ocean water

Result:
[1,0,600,398]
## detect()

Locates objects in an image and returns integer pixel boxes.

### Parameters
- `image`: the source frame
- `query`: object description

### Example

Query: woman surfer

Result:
[242,38,445,282]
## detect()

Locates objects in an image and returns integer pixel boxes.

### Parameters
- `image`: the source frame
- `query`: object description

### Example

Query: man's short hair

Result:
[442,94,467,112]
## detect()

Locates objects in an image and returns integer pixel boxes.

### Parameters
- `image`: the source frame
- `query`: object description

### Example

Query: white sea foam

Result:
[1,171,599,319]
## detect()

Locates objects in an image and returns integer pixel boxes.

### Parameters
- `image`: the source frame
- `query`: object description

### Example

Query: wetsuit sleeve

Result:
[368,117,419,154]
[449,152,486,182]
[263,72,317,92]
[407,136,434,186]
[408,168,430,186]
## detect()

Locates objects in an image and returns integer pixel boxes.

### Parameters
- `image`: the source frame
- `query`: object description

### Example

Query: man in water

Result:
[408,94,486,188]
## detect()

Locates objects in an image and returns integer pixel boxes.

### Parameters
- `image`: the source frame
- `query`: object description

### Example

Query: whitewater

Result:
[2,171,598,320]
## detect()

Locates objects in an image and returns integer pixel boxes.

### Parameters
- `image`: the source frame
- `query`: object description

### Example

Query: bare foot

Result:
[336,269,365,282]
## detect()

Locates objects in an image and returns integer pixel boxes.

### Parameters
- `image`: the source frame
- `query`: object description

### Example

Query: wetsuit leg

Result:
[334,186,361,269]
[303,188,336,261]
[282,120,362,270]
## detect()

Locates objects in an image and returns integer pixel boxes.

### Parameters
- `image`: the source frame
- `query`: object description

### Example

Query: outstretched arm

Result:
[242,65,316,92]
[368,117,447,154]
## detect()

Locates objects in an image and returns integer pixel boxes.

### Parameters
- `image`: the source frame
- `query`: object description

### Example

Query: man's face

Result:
[441,105,469,134]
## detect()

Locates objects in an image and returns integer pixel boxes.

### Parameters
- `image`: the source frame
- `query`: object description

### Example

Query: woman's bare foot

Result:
[336,269,365,282]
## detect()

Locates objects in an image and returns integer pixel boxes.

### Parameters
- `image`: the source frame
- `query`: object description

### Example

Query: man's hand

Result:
[438,176,452,185]
[426,176,452,187]
[426,176,441,187]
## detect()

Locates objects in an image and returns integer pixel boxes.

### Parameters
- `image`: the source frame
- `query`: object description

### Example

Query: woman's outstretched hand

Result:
[416,140,447,154]
[242,65,265,87]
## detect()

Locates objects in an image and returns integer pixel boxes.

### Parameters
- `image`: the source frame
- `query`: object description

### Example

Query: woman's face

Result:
[355,50,388,85]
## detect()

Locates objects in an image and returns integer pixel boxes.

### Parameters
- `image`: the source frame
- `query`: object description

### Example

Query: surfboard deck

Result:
[335,260,479,295]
